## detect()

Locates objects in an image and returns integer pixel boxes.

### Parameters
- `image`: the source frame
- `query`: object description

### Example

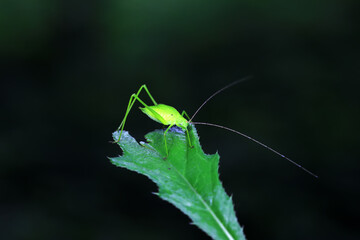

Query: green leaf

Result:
[110,124,246,240]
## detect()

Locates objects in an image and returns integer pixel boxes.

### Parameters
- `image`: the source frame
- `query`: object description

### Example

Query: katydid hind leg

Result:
[117,85,157,142]
[140,84,158,105]
[116,94,139,142]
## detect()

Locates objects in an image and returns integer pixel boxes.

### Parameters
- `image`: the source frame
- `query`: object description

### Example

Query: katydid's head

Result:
[177,117,188,131]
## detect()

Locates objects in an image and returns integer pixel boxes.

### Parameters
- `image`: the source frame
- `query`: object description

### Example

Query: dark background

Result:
[1,0,359,239]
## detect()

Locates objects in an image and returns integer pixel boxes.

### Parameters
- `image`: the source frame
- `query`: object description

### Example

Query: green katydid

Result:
[116,78,318,178]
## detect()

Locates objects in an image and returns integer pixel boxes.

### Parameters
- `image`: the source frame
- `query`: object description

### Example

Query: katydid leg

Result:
[181,110,191,120]
[181,110,193,148]
[163,124,175,158]
[117,85,157,142]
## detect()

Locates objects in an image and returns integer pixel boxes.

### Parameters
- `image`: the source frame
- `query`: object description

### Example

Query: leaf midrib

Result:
[167,161,235,240]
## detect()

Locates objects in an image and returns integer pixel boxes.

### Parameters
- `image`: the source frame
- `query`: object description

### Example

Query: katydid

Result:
[116,79,318,178]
